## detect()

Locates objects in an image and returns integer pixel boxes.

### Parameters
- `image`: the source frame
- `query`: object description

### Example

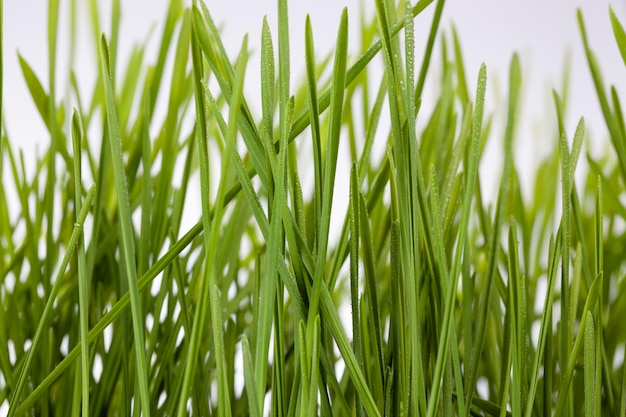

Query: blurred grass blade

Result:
[610,6,626,69]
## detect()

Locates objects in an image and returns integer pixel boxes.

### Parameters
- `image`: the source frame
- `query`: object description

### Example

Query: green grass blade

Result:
[305,16,323,235]
[0,0,2,143]
[308,7,348,321]
[71,110,90,416]
[524,231,562,416]
[99,34,151,417]
[610,6,626,69]
[464,54,520,414]
[349,163,364,414]
[44,1,60,322]
[414,0,445,99]
[578,9,626,183]
[241,336,262,417]
[553,274,602,417]
[585,313,598,417]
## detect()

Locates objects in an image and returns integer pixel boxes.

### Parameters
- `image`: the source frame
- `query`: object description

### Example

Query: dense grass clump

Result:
[2,0,626,416]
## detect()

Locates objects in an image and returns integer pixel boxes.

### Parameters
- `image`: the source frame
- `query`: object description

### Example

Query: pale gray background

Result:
[4,0,624,153]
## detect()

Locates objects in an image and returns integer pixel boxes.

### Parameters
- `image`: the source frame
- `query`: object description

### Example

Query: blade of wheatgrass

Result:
[451,24,469,105]
[440,105,472,224]
[298,320,310,415]
[403,2,432,413]
[99,34,151,417]
[389,220,407,417]
[615,167,626,413]
[559,128,573,414]
[375,3,434,413]
[276,0,290,159]
[507,222,522,417]
[0,0,2,141]
[414,0,445,99]
[177,10,244,415]
[260,16,276,167]
[107,0,120,80]
[205,31,248,417]
[359,192,385,406]
[610,6,626,69]
[241,336,262,417]
[612,85,626,140]
[428,165,454,417]
[176,7,209,412]
[138,95,152,277]
[578,9,626,182]
[594,177,608,415]
[553,274,602,417]
[71,110,90,417]
[305,15,323,235]
[569,244,583,348]
[585,313,598,417]
[273,278,287,416]
[307,7,348,321]
[0,0,3,285]
[269,10,293,414]
[17,55,54,132]
[553,87,585,360]
[253,0,292,408]
[464,54,520,416]
[7,185,95,417]
[117,44,145,131]
[320,283,382,417]
[44,0,60,296]
[349,164,364,416]
[306,316,321,417]
[524,230,562,416]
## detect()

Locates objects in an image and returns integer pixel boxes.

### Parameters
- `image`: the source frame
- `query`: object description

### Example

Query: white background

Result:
[4,0,625,156]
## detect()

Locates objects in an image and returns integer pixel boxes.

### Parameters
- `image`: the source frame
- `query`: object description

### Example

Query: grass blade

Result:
[71,110,90,416]
[100,34,151,417]
[585,313,598,417]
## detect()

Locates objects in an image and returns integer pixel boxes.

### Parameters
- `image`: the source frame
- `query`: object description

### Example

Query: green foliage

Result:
[1,1,626,416]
